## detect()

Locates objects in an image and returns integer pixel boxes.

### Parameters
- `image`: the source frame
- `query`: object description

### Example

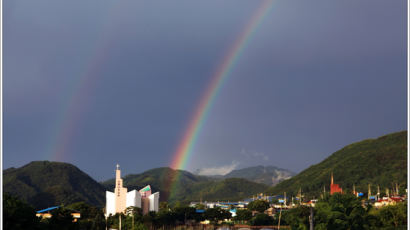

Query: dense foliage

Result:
[266,131,407,198]
[250,213,274,226]
[3,193,40,230]
[247,200,270,213]
[314,193,368,230]
[4,192,407,229]
[281,205,311,229]
[234,209,252,222]
[279,193,407,230]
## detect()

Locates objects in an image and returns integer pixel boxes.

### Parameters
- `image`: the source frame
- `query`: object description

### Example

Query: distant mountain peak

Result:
[222,165,295,186]
[194,164,295,186]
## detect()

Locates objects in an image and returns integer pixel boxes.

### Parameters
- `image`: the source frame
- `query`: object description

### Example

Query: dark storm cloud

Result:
[4,0,406,180]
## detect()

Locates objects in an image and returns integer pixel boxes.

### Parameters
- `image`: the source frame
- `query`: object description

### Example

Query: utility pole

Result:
[132,210,134,230]
[377,185,380,200]
[105,215,108,230]
[309,206,314,230]
[277,203,282,230]
[368,184,371,200]
[119,214,122,230]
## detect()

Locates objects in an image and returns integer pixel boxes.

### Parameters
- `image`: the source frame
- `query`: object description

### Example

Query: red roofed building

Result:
[330,173,342,195]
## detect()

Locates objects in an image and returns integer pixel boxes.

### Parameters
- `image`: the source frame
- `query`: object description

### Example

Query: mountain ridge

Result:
[266,130,407,197]
[3,161,106,209]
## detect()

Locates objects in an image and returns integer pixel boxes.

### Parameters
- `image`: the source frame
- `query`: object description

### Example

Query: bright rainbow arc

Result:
[168,0,275,194]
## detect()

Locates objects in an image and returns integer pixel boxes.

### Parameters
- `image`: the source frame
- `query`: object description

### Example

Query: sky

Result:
[3,0,407,181]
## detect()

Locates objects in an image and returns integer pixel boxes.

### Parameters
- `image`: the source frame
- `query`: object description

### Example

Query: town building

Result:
[105,164,159,216]
[374,196,405,208]
[330,173,342,195]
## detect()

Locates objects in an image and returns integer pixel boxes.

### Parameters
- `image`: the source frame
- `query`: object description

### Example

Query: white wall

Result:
[148,192,159,212]
[106,191,115,217]
[126,190,141,208]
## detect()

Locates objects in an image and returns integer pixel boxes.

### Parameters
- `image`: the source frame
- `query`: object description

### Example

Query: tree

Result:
[281,205,310,229]
[48,206,77,230]
[3,193,40,230]
[315,193,367,230]
[91,212,105,230]
[247,200,270,213]
[377,202,407,228]
[67,201,105,230]
[159,202,170,212]
[67,202,98,219]
[142,211,157,229]
[250,213,273,226]
[172,206,199,224]
[195,203,206,210]
[155,209,178,228]
[204,207,231,224]
[234,209,252,223]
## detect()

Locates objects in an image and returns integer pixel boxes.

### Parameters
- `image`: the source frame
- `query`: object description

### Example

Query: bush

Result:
[250,213,273,226]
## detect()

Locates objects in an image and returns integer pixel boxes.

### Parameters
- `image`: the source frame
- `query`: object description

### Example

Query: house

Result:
[36,206,81,222]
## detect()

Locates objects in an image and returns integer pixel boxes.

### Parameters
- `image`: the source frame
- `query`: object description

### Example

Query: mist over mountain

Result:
[223,165,295,186]
[195,165,295,186]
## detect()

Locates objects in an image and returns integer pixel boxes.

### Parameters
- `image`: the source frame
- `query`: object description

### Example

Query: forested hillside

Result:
[266,131,407,198]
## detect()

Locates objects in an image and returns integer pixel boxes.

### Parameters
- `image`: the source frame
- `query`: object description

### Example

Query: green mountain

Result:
[3,161,106,209]
[266,131,407,198]
[3,161,268,209]
[222,165,295,186]
[101,167,268,204]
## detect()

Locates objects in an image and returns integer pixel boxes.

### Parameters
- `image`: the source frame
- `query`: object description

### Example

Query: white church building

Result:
[106,164,159,216]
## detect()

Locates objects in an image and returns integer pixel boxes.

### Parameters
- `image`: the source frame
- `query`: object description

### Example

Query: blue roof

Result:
[37,206,60,213]
[196,209,205,213]
[219,202,239,205]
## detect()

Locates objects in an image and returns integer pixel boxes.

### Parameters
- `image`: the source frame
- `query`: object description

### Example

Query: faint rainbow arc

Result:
[47,2,120,162]
[168,0,275,196]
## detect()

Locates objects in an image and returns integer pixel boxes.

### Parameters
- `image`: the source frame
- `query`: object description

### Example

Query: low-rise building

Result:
[36,206,81,222]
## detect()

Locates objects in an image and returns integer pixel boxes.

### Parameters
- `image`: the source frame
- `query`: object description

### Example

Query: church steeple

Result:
[114,164,127,213]
[331,172,334,185]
